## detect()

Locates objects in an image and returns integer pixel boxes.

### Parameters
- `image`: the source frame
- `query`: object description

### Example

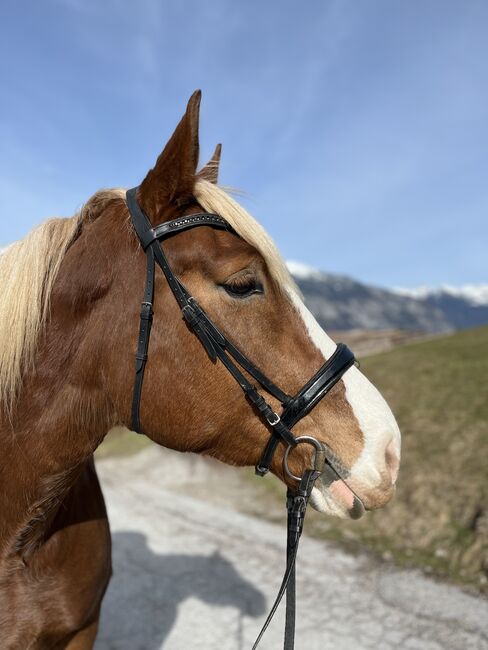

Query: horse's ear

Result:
[197,143,222,184]
[138,90,201,221]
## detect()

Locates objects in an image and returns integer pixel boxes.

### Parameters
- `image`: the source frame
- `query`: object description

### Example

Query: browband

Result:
[138,213,232,250]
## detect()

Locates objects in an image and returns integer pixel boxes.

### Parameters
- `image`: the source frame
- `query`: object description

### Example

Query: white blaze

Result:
[287,289,401,488]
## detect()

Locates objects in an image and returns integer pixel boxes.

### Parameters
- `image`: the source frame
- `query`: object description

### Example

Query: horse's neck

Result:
[4,461,85,560]
[0,336,112,558]
[0,214,125,559]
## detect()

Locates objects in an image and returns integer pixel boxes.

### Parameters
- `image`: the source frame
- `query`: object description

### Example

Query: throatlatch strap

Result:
[131,247,155,433]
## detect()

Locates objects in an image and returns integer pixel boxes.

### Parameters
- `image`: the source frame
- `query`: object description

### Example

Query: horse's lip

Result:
[322,474,366,519]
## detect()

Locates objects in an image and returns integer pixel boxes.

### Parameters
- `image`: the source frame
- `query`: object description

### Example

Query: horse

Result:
[0,91,401,649]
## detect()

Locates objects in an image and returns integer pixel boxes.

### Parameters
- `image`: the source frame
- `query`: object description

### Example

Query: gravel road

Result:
[94,447,488,650]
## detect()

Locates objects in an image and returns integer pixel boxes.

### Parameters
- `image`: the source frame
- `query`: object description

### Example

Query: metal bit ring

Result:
[283,435,326,482]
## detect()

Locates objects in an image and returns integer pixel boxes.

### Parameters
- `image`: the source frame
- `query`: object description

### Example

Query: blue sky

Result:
[0,0,486,288]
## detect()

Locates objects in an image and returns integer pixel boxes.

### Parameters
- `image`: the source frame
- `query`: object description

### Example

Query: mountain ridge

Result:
[287,261,487,332]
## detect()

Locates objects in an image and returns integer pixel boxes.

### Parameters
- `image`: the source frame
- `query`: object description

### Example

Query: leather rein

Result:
[126,187,356,649]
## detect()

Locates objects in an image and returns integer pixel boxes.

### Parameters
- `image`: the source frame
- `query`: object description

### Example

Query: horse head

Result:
[55,91,401,519]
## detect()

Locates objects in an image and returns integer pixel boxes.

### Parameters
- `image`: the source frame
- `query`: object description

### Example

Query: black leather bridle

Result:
[126,186,357,649]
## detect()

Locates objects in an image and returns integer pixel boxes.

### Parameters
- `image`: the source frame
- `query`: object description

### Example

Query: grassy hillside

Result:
[307,325,488,593]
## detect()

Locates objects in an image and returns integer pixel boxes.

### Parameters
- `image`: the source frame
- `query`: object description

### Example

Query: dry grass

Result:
[306,325,488,593]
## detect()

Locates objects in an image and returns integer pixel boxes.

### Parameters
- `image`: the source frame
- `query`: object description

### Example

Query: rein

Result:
[126,187,356,648]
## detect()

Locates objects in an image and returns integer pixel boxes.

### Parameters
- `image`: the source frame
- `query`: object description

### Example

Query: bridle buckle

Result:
[266,412,281,427]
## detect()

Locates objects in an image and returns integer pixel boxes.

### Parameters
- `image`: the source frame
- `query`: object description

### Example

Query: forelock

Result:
[193,179,297,294]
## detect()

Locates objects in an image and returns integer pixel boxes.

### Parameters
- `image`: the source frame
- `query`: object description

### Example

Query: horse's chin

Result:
[310,483,365,520]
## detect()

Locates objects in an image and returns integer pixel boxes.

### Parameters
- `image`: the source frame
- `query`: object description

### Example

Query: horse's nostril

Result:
[385,439,400,484]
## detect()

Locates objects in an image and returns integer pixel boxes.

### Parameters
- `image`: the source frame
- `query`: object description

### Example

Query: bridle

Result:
[126,187,357,649]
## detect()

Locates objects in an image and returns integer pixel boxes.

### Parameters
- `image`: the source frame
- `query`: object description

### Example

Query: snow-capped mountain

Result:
[392,285,488,330]
[394,284,488,306]
[287,261,487,332]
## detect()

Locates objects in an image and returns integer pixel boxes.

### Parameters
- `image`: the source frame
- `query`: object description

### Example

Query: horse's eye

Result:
[222,277,264,299]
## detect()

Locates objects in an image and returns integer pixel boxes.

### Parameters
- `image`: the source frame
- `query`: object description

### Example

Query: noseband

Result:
[126,187,356,649]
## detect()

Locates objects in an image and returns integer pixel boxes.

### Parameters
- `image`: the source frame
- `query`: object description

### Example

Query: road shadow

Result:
[96,531,266,649]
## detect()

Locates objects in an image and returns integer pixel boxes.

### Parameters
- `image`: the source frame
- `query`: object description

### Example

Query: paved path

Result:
[95,448,488,650]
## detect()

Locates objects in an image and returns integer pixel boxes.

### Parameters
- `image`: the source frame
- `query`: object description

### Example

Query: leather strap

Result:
[282,343,355,428]
[126,186,356,462]
[127,187,295,442]
[255,344,355,475]
[139,213,231,250]
[251,469,319,649]
[131,247,155,433]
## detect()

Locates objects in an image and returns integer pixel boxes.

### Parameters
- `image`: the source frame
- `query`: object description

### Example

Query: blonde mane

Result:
[0,189,124,413]
[0,182,293,413]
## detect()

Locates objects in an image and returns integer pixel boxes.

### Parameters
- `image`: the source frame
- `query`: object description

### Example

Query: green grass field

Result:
[306,325,488,593]
[96,425,151,459]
